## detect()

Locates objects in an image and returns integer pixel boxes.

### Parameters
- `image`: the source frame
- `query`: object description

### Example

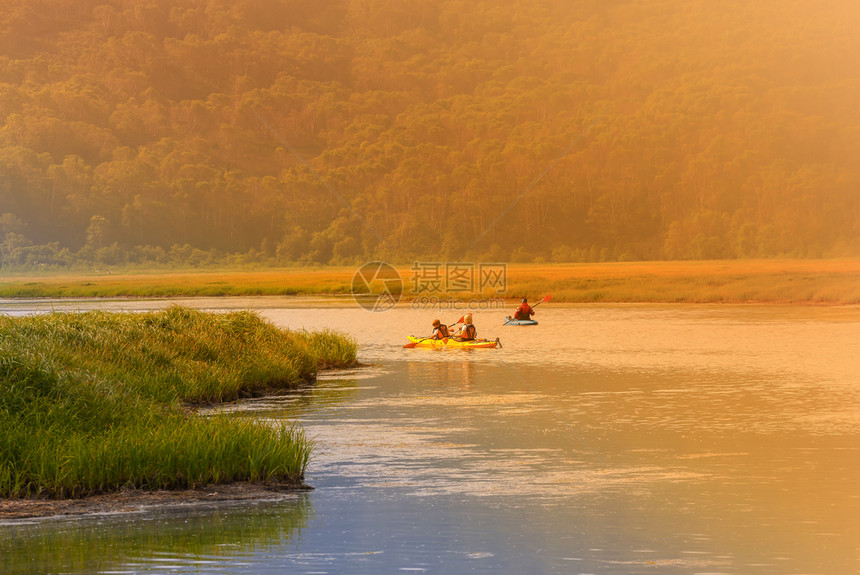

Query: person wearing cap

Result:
[455,313,477,341]
[430,319,450,339]
[513,298,535,321]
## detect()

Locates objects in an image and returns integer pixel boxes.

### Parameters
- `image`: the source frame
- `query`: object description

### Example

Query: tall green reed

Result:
[0,307,355,498]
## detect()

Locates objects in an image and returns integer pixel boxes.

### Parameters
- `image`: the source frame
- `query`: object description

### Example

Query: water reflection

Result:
[409,359,476,389]
[0,496,311,575]
[289,359,858,574]
[211,373,366,420]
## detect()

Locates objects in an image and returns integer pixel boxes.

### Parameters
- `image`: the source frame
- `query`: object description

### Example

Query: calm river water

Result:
[1,298,858,574]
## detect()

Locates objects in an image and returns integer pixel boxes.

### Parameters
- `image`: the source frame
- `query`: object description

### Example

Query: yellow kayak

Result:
[405,336,500,349]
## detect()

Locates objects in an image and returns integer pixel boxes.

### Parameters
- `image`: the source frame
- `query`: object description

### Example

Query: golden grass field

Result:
[1,259,858,304]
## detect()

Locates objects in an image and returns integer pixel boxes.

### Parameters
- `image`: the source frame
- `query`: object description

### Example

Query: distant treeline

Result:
[1,0,859,269]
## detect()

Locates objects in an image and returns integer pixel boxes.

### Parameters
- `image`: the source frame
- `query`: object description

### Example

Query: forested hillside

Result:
[1,0,858,268]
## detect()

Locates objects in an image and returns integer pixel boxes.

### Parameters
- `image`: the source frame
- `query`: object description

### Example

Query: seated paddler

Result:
[431,319,450,339]
[513,298,535,321]
[455,313,477,341]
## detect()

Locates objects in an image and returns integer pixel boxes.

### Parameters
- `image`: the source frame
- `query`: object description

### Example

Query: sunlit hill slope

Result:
[1,0,858,268]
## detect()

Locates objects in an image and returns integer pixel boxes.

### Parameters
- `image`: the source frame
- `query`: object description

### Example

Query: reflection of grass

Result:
[218,379,362,421]
[0,496,311,575]
[0,307,357,498]
[1,260,857,303]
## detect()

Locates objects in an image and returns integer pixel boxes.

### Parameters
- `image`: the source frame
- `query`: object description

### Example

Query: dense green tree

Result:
[0,0,858,270]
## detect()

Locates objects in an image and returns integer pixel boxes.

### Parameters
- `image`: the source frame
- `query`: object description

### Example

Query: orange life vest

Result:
[460,324,477,341]
[514,304,533,320]
[433,325,450,339]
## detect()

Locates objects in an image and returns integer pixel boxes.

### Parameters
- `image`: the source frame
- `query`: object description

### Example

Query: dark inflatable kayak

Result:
[503,316,538,326]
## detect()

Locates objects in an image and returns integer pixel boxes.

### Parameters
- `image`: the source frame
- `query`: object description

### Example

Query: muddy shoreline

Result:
[0,481,311,521]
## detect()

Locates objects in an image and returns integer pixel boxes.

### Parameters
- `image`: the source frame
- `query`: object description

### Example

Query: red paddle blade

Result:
[403,342,417,348]
[542,295,552,302]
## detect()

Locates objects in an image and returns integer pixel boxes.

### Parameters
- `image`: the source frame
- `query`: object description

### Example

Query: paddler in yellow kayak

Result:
[454,313,477,341]
[430,319,450,339]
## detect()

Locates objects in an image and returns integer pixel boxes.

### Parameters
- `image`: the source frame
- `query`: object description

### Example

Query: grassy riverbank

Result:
[502,259,860,304]
[0,307,357,499]
[1,259,858,304]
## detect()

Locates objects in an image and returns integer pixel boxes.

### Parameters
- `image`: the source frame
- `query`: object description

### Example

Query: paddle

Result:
[506,295,551,324]
[531,294,552,308]
[403,316,464,348]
